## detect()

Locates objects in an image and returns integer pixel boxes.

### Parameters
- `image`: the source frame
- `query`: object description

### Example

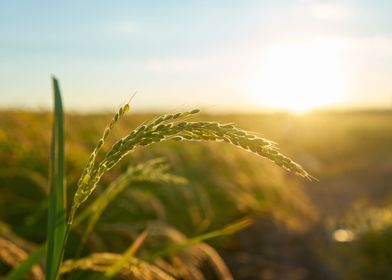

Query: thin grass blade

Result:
[146,218,253,261]
[5,244,46,280]
[46,77,67,280]
[105,229,149,278]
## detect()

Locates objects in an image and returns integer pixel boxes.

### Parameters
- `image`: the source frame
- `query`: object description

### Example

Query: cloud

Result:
[308,2,352,21]
[145,57,204,73]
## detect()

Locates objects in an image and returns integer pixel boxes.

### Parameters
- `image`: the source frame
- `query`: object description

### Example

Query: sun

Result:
[249,39,347,113]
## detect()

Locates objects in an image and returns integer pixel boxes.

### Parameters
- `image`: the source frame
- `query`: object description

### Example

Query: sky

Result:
[1,0,392,112]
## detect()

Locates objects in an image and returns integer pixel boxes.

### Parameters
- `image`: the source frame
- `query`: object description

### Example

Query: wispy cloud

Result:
[308,2,352,21]
[145,57,204,73]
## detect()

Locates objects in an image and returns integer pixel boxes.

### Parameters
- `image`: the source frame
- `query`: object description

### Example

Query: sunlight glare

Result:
[333,229,354,242]
[249,39,347,113]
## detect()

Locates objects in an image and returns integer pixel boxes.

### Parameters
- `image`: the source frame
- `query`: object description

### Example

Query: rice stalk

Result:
[74,158,186,226]
[1,221,45,280]
[73,158,187,252]
[60,253,174,280]
[0,238,44,280]
[146,218,252,261]
[143,221,250,280]
[77,103,130,190]
[5,245,46,280]
[0,222,36,251]
[81,220,248,279]
[191,243,233,280]
[127,188,168,219]
[156,243,233,280]
[68,108,312,226]
[105,229,149,278]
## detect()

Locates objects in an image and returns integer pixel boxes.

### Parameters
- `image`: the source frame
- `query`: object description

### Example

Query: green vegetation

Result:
[0,78,312,279]
[2,80,392,279]
[46,78,66,280]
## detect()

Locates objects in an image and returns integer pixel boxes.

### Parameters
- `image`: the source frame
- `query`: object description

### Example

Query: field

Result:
[1,109,392,279]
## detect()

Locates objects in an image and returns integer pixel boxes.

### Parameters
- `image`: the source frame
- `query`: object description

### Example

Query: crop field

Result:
[2,0,391,278]
[1,103,392,279]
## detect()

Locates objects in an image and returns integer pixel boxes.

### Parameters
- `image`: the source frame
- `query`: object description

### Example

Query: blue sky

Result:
[1,0,392,112]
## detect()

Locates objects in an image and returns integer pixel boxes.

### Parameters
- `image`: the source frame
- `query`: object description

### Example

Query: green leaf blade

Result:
[5,244,46,280]
[46,77,67,280]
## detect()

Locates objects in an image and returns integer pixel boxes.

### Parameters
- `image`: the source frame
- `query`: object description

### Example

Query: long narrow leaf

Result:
[46,77,67,280]
[5,244,46,280]
[146,218,253,261]
[105,229,149,278]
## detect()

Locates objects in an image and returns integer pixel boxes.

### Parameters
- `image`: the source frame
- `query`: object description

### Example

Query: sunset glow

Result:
[0,1,391,111]
[249,40,347,113]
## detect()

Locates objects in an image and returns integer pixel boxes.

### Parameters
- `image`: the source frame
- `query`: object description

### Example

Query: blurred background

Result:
[1,1,392,279]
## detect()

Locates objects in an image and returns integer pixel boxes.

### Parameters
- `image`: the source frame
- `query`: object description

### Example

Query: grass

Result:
[73,158,187,253]
[2,96,392,277]
[0,77,311,279]
[5,80,392,278]
[46,77,67,280]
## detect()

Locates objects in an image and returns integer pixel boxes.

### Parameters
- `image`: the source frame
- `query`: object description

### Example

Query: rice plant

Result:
[5,77,311,280]
[0,221,45,280]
